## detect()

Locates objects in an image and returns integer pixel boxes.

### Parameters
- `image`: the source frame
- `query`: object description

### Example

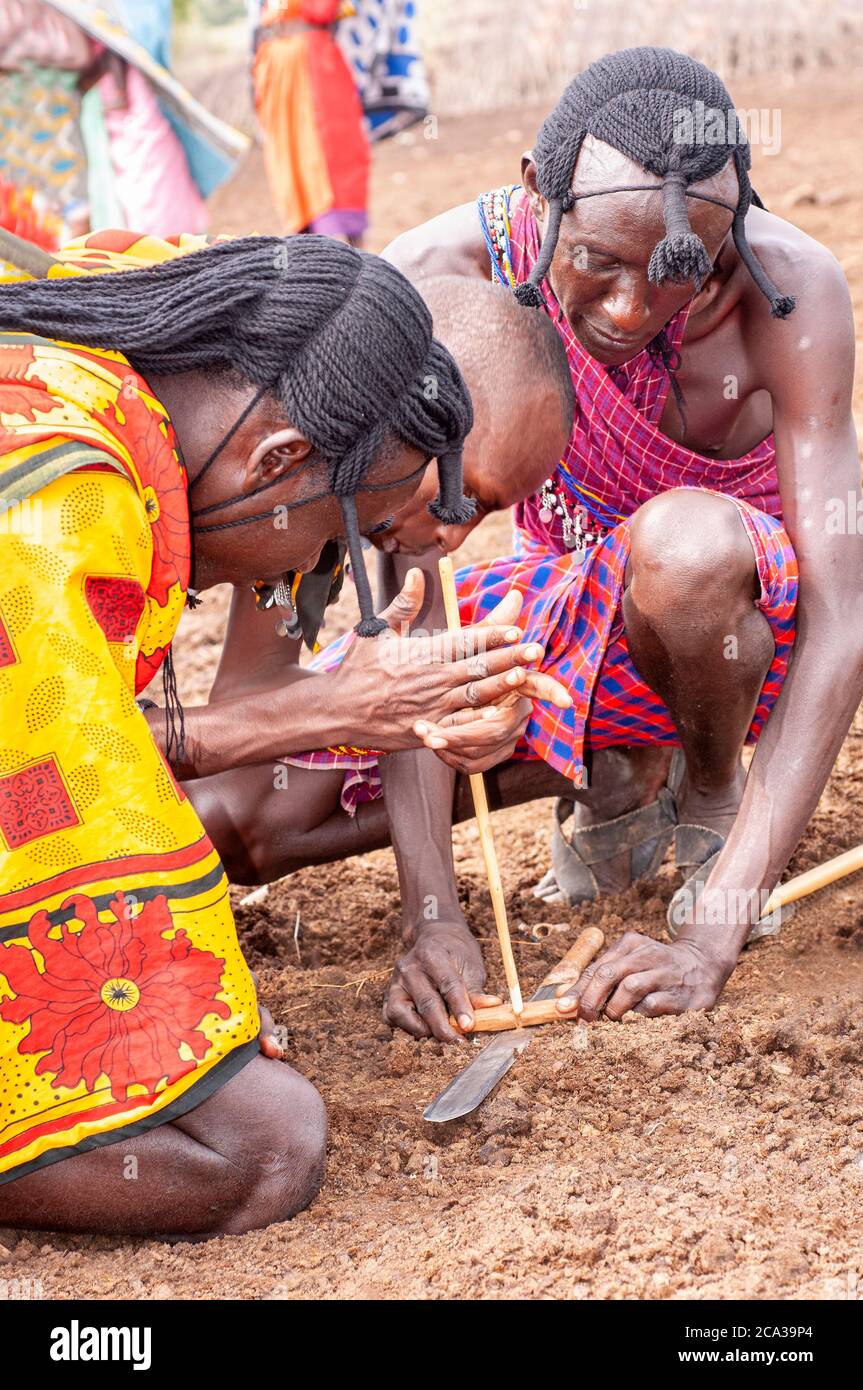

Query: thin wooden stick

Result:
[763,843,863,916]
[438,555,524,1017]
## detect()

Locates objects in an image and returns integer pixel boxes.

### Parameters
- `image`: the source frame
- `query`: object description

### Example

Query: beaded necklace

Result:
[479,186,626,556]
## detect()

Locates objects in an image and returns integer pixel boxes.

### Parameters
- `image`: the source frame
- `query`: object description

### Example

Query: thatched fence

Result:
[418,0,863,115]
[176,0,863,130]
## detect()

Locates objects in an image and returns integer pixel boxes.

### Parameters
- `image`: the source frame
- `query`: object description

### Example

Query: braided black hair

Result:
[0,234,475,635]
[516,46,795,320]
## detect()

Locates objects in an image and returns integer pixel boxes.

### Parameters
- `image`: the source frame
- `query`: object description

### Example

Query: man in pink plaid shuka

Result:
[192,48,860,1044]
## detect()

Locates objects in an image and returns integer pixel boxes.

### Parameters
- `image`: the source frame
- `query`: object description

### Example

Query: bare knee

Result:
[220,1067,327,1234]
[629,490,755,619]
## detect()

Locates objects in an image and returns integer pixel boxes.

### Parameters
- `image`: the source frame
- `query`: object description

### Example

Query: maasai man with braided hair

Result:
[182,277,577,910]
[0,227,572,1235]
[281,44,859,1040]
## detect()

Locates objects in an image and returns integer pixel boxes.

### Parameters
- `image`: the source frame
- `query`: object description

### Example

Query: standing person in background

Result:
[251,1,370,243]
[61,0,245,239]
[338,0,429,143]
[83,0,209,237]
[0,0,99,245]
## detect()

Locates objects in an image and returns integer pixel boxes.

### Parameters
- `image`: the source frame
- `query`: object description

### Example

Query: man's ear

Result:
[521,154,544,218]
[688,238,732,317]
[243,427,313,493]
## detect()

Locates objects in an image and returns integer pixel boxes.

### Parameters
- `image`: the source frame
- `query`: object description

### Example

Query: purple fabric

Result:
[308,208,368,239]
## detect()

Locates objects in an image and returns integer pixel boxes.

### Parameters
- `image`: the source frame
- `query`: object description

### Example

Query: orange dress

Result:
[253,0,370,238]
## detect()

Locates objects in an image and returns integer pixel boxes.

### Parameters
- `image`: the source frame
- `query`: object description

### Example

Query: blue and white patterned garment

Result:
[337,0,428,140]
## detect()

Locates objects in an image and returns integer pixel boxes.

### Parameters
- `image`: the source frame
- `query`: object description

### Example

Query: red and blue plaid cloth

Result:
[284,185,797,809]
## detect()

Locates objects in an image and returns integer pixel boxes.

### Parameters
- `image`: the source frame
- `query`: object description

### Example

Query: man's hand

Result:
[332,570,572,753]
[250,970,284,1059]
[384,921,501,1043]
[555,932,733,1021]
[414,694,532,774]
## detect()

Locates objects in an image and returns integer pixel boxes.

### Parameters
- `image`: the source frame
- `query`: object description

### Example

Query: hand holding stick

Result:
[449,927,605,1033]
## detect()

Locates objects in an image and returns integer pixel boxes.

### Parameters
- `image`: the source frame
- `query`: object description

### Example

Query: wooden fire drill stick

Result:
[437,555,524,1018]
[763,843,863,916]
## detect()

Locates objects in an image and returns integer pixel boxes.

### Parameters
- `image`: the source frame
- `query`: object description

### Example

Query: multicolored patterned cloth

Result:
[253,1,370,238]
[0,231,258,1186]
[338,0,429,142]
[0,67,89,248]
[453,497,796,783]
[284,184,797,806]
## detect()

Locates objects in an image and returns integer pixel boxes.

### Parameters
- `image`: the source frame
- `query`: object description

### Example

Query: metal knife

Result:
[422,927,604,1122]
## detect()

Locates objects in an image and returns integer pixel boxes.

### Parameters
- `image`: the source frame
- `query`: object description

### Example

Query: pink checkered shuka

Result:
[284,184,797,805]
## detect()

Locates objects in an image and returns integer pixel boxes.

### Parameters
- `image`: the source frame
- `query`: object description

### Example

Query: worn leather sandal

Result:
[532,750,684,906]
[667,846,791,942]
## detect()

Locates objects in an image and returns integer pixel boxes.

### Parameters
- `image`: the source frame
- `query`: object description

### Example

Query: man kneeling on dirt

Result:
[372,45,863,1035]
[0,230,573,1236]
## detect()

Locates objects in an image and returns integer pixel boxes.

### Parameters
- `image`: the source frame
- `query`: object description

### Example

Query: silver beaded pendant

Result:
[272,576,303,640]
[536,477,601,557]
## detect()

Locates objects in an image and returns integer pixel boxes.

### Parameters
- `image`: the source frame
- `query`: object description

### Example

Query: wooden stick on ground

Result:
[453,998,574,1032]
[438,555,524,1018]
[763,843,863,916]
[450,926,605,1034]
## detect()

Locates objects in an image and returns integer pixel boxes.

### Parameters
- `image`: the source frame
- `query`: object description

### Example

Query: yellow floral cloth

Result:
[0,231,258,1185]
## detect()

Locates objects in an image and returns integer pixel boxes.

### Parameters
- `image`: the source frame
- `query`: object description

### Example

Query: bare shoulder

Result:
[383,200,489,282]
[743,206,854,380]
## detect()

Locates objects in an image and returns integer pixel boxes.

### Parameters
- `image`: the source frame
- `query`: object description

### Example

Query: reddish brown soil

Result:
[5,77,863,1300]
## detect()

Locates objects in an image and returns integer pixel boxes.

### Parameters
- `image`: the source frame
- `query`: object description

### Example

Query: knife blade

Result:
[422,927,604,1123]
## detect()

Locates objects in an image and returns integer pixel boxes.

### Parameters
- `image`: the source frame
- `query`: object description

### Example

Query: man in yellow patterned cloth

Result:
[0,227,567,1236]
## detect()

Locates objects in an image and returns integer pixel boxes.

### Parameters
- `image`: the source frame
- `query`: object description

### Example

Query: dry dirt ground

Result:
[8,77,863,1300]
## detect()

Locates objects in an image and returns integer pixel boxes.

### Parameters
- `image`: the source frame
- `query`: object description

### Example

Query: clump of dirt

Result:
[9,76,863,1300]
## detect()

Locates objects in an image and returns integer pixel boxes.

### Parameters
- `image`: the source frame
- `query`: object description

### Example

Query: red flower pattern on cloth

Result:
[115,388,191,609]
[0,891,231,1100]
[0,334,191,686]
[134,644,168,693]
[0,344,53,425]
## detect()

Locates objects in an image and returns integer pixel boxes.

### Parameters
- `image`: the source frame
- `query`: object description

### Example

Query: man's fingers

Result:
[604,969,669,1021]
[414,710,528,751]
[555,930,648,999]
[517,671,573,708]
[384,983,431,1039]
[633,990,684,1018]
[476,589,523,631]
[378,567,425,634]
[428,966,476,1033]
[456,641,545,679]
[426,705,492,730]
[556,934,672,1019]
[435,626,522,662]
[556,951,636,1020]
[469,991,503,1008]
[449,648,573,709]
[429,694,526,730]
[257,1004,284,1059]
[398,965,464,1043]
